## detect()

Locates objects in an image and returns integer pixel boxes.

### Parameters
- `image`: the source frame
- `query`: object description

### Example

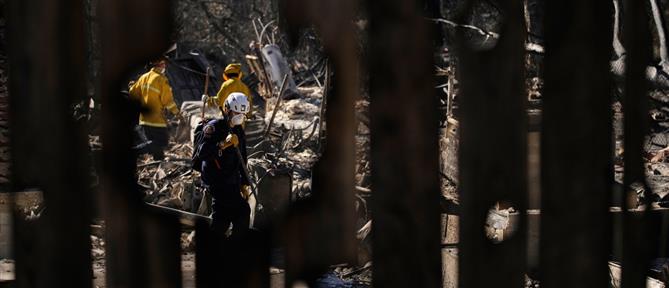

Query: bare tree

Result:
[612,0,625,58]
[650,0,668,69]
[644,0,669,87]
[524,0,531,33]
[611,0,669,88]
[611,0,626,75]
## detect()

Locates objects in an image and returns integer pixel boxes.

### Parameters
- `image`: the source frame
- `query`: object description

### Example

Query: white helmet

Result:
[224,92,250,114]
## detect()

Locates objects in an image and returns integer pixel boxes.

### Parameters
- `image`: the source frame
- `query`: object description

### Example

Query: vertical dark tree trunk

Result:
[0,0,9,192]
[540,1,613,287]
[280,0,357,285]
[367,0,442,287]
[6,0,93,286]
[97,0,174,286]
[620,0,655,287]
[650,0,668,67]
[613,0,625,58]
[455,0,528,287]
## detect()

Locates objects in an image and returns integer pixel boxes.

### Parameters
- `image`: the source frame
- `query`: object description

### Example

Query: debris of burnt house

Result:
[164,44,223,106]
[3,0,669,287]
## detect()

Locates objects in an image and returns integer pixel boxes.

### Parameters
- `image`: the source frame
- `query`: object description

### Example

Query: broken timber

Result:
[145,203,211,227]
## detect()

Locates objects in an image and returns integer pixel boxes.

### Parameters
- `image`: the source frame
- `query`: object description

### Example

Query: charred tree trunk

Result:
[540,0,613,287]
[524,0,531,34]
[455,0,528,287]
[620,0,655,287]
[643,0,669,87]
[613,0,625,58]
[650,0,668,68]
[367,0,442,287]
[280,0,357,285]
[98,1,182,287]
[7,0,93,286]
[0,4,8,191]
[611,0,626,76]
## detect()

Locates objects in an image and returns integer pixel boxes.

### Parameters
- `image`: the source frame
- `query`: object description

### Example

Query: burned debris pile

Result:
[615,89,669,208]
[123,31,375,284]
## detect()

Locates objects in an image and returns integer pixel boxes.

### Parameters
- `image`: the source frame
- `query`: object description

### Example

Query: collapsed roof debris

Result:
[123,35,373,286]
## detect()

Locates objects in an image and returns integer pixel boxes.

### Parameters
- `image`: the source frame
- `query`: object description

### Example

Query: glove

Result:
[174,111,186,122]
[178,114,187,124]
[198,117,211,126]
[218,133,239,150]
[179,111,189,121]
[240,185,251,200]
[201,94,209,104]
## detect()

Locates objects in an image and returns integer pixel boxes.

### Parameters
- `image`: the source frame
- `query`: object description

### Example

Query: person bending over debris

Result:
[203,63,253,117]
[129,57,181,160]
[193,92,252,242]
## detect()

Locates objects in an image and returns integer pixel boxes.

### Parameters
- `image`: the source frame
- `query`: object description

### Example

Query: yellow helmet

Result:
[224,63,242,75]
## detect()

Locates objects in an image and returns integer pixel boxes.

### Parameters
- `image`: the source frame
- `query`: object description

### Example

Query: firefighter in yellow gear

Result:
[129,58,180,160]
[206,63,253,116]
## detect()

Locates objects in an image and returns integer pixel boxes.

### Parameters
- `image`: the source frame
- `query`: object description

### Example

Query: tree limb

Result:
[428,17,544,53]
[429,17,500,39]
[650,0,668,68]
[612,0,626,58]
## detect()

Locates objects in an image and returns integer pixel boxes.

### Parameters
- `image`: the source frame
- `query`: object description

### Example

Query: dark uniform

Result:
[193,116,250,241]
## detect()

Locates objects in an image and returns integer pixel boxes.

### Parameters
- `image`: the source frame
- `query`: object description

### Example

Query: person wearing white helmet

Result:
[191,92,252,253]
[224,92,250,126]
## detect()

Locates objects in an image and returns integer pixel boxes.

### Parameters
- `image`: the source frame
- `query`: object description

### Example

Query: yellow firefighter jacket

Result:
[210,64,253,114]
[129,68,179,127]
[213,77,252,113]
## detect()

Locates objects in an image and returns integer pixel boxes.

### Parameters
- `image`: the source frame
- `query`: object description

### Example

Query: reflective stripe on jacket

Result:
[213,78,252,114]
[129,68,179,127]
